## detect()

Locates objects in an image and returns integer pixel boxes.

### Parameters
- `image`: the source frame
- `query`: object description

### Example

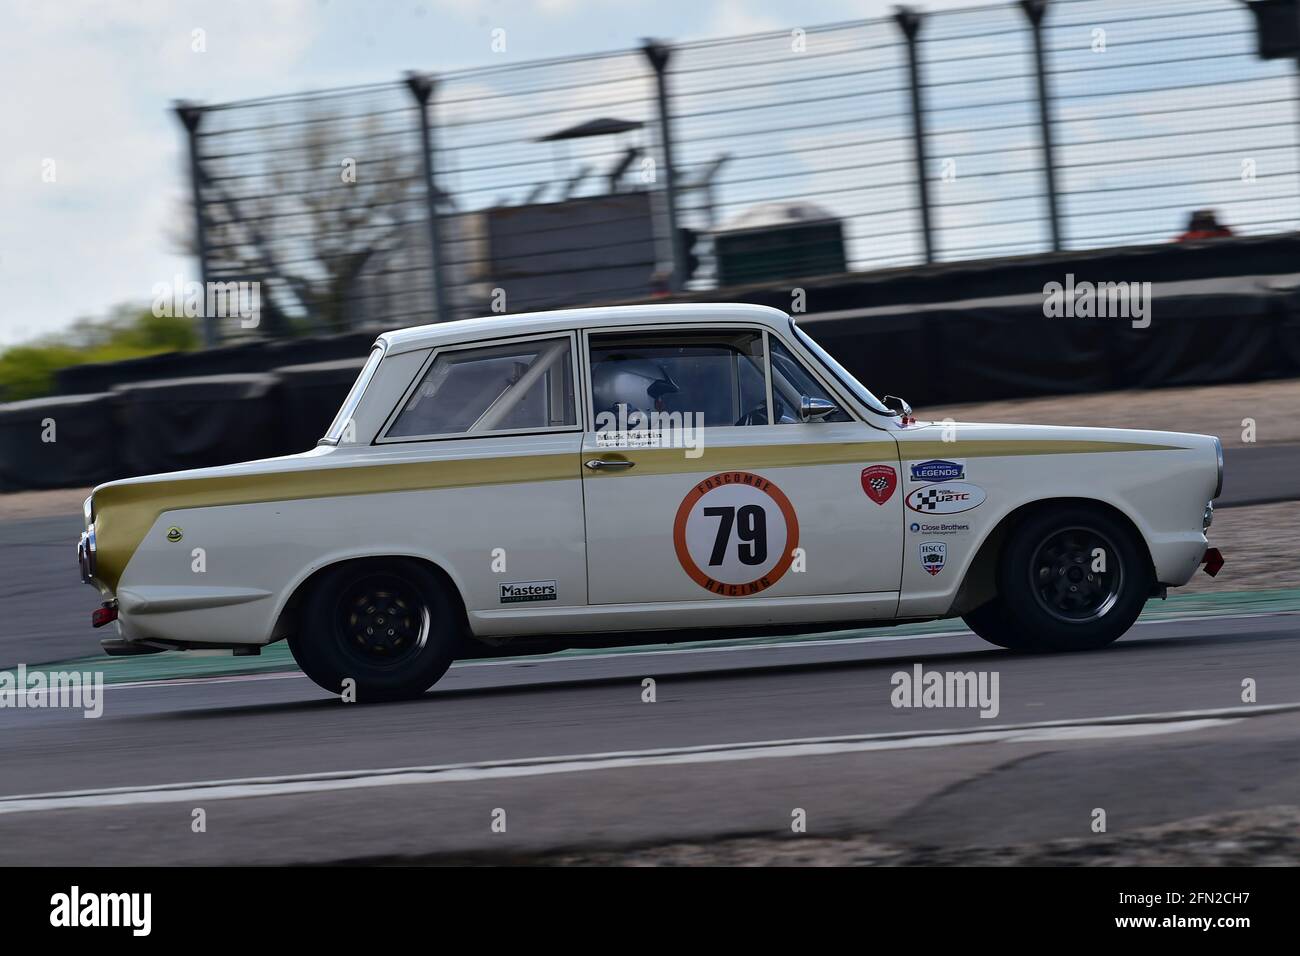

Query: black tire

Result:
[968,505,1152,653]
[961,598,1029,650]
[288,559,461,701]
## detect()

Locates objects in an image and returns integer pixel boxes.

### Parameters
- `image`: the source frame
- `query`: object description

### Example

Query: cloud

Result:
[0,0,322,346]
[703,0,787,38]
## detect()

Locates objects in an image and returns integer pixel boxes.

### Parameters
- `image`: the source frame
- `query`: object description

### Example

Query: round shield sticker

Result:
[673,472,799,596]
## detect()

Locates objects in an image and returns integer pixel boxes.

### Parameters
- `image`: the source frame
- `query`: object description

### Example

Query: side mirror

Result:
[799,395,839,422]
[882,394,913,418]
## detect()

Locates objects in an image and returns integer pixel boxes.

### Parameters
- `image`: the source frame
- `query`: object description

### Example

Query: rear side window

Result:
[386,336,576,439]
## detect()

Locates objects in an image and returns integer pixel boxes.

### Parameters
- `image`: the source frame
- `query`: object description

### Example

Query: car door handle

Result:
[585,458,635,471]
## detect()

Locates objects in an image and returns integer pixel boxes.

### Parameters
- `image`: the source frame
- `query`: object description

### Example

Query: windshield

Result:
[323,345,384,443]
[790,319,892,416]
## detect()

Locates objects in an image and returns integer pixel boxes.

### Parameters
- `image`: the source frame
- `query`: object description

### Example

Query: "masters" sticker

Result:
[500,580,558,604]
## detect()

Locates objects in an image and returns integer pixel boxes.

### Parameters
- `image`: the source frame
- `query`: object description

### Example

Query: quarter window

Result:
[768,338,852,423]
[387,336,576,439]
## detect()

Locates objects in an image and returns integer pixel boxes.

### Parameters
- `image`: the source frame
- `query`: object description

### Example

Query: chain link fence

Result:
[180,0,1300,342]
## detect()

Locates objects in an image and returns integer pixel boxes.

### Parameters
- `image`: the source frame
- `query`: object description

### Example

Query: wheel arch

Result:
[270,553,470,645]
[950,496,1157,617]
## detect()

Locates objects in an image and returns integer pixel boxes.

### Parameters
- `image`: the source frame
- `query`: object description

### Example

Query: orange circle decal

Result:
[672,472,799,596]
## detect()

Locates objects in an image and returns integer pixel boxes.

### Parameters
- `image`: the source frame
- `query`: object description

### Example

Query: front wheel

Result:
[961,598,1028,650]
[964,506,1152,652]
[288,559,461,701]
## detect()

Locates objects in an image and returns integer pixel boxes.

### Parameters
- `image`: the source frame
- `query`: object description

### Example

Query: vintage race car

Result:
[77,303,1225,699]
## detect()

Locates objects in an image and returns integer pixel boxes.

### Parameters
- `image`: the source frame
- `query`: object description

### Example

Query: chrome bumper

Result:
[77,527,97,585]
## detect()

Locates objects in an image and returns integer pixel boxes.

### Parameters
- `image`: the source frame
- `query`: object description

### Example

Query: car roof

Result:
[376,303,791,355]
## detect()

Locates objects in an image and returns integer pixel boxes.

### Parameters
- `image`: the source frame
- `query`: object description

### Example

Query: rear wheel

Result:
[963,505,1151,652]
[288,559,461,701]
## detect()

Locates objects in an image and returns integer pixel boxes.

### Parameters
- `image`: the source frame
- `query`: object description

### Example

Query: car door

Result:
[579,322,902,610]
[374,331,589,613]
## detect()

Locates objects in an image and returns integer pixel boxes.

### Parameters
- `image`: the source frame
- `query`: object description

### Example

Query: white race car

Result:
[78,304,1224,699]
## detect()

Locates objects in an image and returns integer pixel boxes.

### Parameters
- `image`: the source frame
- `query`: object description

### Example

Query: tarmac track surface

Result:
[0,612,1297,864]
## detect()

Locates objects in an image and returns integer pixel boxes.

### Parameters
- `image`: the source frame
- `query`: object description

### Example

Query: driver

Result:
[591,355,679,430]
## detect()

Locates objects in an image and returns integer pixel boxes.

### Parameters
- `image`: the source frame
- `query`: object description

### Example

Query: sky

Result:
[0,0,1003,347]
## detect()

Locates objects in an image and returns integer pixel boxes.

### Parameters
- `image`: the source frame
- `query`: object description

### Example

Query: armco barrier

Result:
[0,393,120,492]
[795,278,1299,406]
[0,362,366,494]
[274,358,367,455]
[6,253,1300,491]
[111,374,281,478]
[54,330,378,397]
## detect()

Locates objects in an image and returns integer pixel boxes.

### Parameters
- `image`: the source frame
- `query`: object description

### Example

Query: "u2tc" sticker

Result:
[905,482,986,514]
[673,472,799,596]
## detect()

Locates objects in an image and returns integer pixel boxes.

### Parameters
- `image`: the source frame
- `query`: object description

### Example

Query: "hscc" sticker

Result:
[673,472,799,596]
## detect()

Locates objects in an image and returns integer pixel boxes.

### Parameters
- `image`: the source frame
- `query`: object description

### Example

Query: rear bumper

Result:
[77,527,96,585]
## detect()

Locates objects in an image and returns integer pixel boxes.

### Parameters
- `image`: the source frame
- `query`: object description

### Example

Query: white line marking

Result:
[2,702,1294,816]
[103,670,305,691]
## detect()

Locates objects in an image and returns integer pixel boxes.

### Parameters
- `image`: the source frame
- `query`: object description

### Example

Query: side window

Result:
[768,338,852,423]
[588,330,768,428]
[386,336,576,439]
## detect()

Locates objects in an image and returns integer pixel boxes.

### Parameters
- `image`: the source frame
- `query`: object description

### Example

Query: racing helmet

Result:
[591,355,680,418]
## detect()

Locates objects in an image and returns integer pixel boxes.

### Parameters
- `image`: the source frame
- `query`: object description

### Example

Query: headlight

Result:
[83,494,95,529]
[1212,437,1223,499]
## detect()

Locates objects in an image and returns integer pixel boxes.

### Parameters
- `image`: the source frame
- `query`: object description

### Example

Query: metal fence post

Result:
[405,72,452,322]
[642,40,687,292]
[895,8,935,264]
[174,101,216,347]
[1021,0,1063,252]
[1294,1,1300,228]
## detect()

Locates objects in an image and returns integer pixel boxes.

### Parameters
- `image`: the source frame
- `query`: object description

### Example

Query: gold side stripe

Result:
[93,438,1187,591]
[585,441,886,477]
[94,453,578,591]
[897,439,1186,460]
[583,438,1187,476]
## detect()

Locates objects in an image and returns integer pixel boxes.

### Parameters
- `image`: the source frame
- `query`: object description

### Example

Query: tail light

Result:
[91,603,118,628]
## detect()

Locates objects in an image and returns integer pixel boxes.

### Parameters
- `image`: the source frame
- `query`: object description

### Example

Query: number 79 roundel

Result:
[673,472,800,596]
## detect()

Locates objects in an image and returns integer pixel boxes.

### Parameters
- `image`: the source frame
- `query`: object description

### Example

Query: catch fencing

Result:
[178,0,1300,342]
